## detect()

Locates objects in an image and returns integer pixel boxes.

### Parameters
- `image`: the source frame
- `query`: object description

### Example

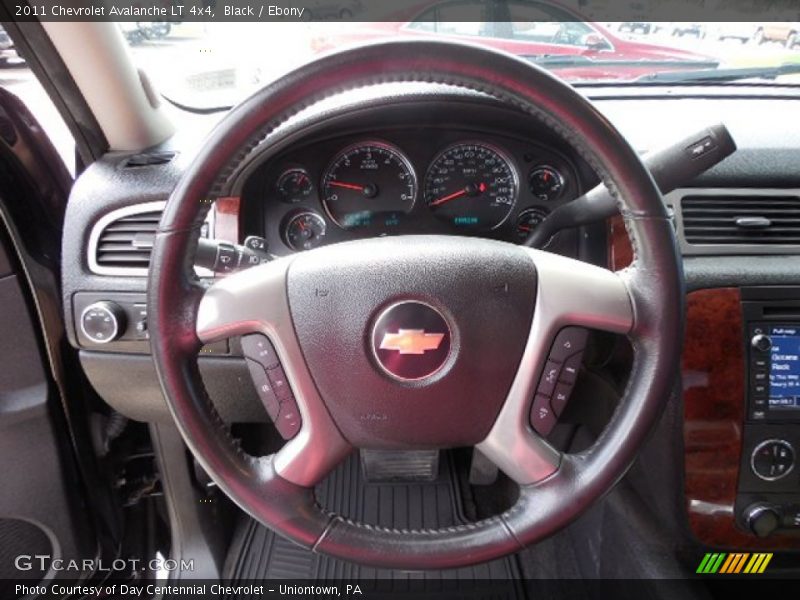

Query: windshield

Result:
[123,17,800,109]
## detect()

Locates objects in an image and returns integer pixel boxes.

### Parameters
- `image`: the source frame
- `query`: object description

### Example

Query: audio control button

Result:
[751,334,773,353]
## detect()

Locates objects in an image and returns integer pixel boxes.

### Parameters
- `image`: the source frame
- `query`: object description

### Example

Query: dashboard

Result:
[60,86,800,553]
[236,99,592,256]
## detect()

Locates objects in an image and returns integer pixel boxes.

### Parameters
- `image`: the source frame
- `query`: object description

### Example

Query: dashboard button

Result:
[751,439,795,481]
[751,334,772,353]
[241,334,280,369]
[549,327,587,363]
[244,359,280,420]
[530,394,556,436]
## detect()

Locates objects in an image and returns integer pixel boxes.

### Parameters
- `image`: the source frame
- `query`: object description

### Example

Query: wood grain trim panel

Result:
[214,196,240,244]
[683,288,794,549]
[608,215,633,271]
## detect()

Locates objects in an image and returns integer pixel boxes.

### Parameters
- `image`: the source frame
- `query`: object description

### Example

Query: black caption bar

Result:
[6,0,800,22]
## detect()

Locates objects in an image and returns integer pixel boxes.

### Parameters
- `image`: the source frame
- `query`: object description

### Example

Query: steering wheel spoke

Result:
[478,249,634,485]
[196,258,352,487]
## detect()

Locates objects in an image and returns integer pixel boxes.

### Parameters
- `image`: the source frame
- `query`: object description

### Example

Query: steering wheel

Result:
[149,40,683,570]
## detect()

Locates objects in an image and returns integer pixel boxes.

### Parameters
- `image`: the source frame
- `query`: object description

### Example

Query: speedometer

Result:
[321,142,416,229]
[424,142,518,230]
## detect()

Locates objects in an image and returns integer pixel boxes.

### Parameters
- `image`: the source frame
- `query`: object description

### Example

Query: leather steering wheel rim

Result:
[149,40,683,569]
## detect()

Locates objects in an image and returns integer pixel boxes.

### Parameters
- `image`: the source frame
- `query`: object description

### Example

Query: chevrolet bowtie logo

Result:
[379,329,445,355]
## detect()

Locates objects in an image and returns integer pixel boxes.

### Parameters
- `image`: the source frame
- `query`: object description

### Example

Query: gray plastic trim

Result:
[87,200,166,277]
[87,200,214,277]
[196,257,351,487]
[476,248,634,485]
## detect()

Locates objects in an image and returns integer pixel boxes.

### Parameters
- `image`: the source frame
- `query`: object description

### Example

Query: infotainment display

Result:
[769,326,800,410]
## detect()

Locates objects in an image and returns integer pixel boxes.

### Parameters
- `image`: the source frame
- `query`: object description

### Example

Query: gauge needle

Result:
[328,181,365,191]
[430,182,487,207]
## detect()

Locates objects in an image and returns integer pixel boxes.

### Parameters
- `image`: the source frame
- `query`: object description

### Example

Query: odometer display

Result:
[424,142,518,230]
[321,142,417,229]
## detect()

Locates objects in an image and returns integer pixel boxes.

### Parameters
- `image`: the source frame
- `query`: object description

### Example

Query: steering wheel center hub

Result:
[371,301,452,382]
[286,236,536,448]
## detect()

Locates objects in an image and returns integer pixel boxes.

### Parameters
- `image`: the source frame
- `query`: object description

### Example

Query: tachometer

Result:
[321,142,417,229]
[424,142,518,230]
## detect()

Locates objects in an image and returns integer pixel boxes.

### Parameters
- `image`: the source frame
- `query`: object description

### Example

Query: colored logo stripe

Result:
[697,552,773,574]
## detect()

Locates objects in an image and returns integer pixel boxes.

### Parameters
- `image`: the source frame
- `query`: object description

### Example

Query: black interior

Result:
[0,22,798,599]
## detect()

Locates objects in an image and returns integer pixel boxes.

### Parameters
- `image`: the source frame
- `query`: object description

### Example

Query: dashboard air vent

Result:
[681,194,800,245]
[92,206,162,273]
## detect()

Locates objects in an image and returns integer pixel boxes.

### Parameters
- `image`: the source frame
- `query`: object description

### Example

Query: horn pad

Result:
[287,236,536,448]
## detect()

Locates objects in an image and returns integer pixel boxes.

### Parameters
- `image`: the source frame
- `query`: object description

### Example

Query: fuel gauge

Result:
[529,166,564,201]
[277,168,313,203]
[284,211,327,251]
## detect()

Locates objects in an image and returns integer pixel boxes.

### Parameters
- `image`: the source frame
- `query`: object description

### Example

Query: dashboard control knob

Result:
[80,301,125,344]
[751,334,773,352]
[743,504,782,538]
[751,439,795,481]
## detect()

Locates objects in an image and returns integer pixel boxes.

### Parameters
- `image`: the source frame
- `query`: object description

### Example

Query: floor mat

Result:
[223,452,524,598]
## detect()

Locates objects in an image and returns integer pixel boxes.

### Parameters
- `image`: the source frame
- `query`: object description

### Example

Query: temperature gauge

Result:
[529,166,564,201]
[277,168,313,203]
[515,208,549,243]
[284,211,327,251]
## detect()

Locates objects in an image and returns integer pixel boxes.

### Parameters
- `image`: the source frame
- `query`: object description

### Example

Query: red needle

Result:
[328,181,365,191]
[430,188,467,207]
[430,182,487,207]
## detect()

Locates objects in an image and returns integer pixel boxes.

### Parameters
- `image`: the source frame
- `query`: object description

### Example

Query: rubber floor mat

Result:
[223,452,524,598]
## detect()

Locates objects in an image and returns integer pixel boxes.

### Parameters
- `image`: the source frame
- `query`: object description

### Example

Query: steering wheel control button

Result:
[267,366,293,400]
[241,334,280,369]
[275,399,302,440]
[244,359,280,421]
[559,354,582,385]
[530,394,556,436]
[551,383,573,417]
[751,440,795,481]
[371,301,452,382]
[549,327,588,363]
[537,361,561,397]
[80,301,125,344]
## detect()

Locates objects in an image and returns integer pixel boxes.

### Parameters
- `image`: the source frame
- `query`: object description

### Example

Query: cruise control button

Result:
[530,394,556,436]
[276,397,302,439]
[551,382,573,416]
[245,359,280,420]
[267,366,293,400]
[241,334,280,369]
[559,353,582,384]
[549,327,588,363]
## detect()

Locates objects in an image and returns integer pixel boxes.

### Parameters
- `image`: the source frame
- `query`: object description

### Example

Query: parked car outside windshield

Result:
[115,11,800,110]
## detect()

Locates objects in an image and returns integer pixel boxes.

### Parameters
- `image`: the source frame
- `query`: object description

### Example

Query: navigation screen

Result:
[769,326,800,410]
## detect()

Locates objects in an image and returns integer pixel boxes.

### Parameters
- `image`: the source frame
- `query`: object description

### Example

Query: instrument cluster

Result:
[244,129,582,254]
